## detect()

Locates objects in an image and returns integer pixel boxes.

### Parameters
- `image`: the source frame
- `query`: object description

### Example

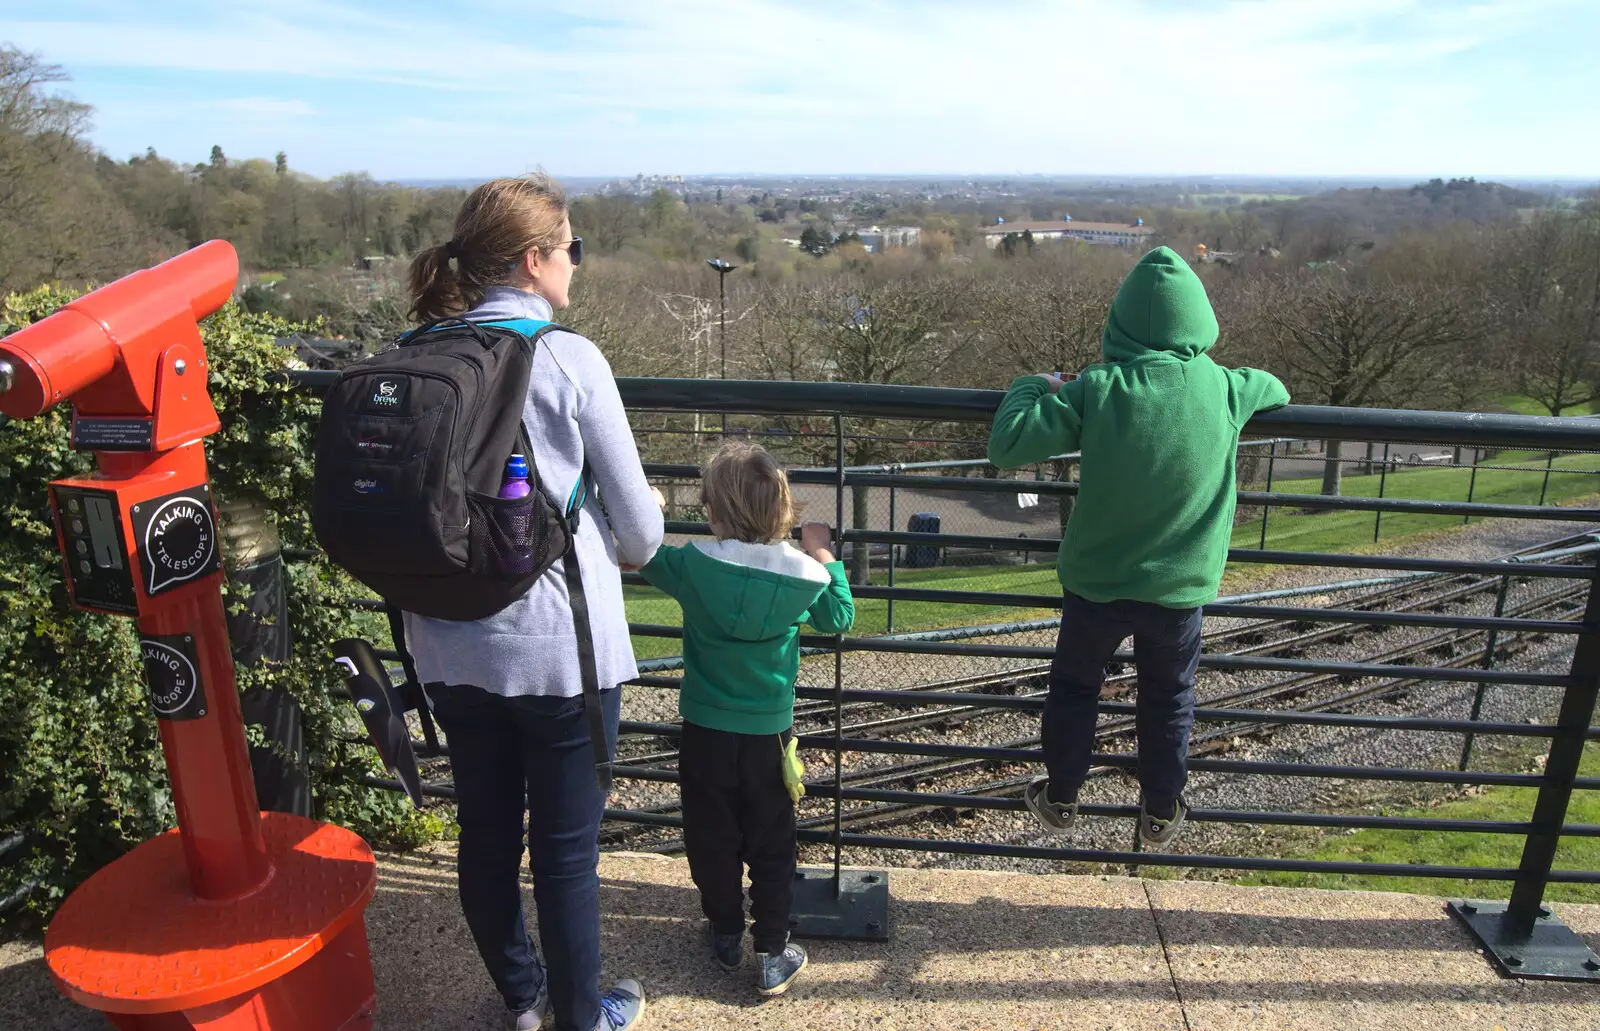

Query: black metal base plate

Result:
[1448,899,1600,981]
[788,867,890,942]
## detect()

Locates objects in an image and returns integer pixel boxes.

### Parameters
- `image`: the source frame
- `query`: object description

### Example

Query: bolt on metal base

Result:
[787,867,890,943]
[1449,899,1600,981]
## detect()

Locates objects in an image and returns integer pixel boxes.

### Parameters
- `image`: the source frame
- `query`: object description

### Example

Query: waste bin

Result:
[218,497,311,819]
[906,512,941,568]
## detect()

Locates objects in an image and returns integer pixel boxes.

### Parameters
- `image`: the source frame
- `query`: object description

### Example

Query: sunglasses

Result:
[560,237,584,267]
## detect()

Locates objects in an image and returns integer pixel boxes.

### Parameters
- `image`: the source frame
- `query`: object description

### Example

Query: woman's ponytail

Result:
[408,242,467,323]
[407,173,569,324]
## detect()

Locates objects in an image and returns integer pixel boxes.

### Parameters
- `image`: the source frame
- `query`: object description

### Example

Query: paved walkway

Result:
[5,847,1598,1030]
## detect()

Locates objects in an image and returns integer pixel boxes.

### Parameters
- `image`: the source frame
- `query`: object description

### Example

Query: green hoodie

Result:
[988,246,1289,609]
[641,539,855,734]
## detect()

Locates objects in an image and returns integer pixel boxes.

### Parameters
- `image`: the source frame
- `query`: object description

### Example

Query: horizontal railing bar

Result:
[791,736,1551,786]
[832,586,1584,635]
[357,773,1600,842]
[286,371,1600,450]
[591,807,1586,880]
[612,723,1552,786]
[616,685,1589,738]
[604,774,1547,836]
[791,638,1574,686]
[830,472,1600,522]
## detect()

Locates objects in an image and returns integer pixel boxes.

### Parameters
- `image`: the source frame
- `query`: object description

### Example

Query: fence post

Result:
[788,415,890,943]
[1449,552,1600,980]
[887,483,897,634]
[1259,441,1277,550]
[1464,448,1480,525]
[1539,450,1557,507]
[1457,572,1513,771]
[1373,443,1390,543]
[833,415,845,893]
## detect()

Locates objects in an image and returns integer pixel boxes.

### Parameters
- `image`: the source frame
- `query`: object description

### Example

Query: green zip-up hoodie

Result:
[641,539,855,735]
[988,246,1290,609]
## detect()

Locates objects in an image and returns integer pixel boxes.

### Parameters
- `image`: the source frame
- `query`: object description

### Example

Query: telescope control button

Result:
[71,518,85,535]
[68,498,82,514]
[78,559,92,575]
[75,540,88,555]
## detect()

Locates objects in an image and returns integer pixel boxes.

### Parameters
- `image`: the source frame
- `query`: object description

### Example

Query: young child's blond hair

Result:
[700,442,795,544]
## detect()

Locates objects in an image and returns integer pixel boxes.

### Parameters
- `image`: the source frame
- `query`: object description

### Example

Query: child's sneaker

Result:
[594,979,645,1030]
[708,921,744,970]
[756,942,808,996]
[1023,776,1077,831]
[1140,795,1189,846]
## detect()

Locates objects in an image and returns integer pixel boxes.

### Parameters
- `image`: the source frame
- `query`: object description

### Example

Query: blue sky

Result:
[2,0,1596,181]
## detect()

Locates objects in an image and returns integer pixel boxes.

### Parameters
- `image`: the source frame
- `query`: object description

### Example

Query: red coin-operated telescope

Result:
[0,242,379,1031]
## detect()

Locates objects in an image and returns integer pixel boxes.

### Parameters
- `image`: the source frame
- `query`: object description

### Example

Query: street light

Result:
[705,258,738,382]
[706,258,739,435]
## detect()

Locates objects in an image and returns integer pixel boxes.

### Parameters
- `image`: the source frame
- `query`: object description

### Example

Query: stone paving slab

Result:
[372,848,1184,1031]
[5,847,1598,1030]
[1145,879,1600,1031]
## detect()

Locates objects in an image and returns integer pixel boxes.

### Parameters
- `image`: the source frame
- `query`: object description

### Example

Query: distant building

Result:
[980,219,1154,249]
[856,225,922,252]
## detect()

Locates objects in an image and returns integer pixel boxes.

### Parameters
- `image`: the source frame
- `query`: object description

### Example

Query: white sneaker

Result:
[505,953,550,1029]
[594,978,645,1030]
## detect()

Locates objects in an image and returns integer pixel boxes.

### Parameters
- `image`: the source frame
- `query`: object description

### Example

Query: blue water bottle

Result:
[499,455,532,500]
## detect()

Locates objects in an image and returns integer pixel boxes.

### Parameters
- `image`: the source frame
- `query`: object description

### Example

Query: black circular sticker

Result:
[132,488,220,596]
[140,635,208,721]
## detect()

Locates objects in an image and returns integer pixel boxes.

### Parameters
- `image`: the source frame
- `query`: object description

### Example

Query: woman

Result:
[404,173,662,1031]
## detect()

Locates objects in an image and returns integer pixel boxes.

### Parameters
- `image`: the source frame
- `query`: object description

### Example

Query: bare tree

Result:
[1493,212,1600,416]
[1261,272,1477,495]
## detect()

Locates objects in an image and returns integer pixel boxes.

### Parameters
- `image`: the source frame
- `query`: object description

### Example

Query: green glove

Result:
[781,736,805,804]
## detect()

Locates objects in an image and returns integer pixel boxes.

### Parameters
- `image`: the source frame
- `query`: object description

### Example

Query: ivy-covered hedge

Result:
[0,286,438,928]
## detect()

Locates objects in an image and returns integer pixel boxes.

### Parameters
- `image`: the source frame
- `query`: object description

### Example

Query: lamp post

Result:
[706,258,738,434]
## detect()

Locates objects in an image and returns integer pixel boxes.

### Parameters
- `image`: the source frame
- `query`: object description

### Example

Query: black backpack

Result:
[312,317,576,620]
[312,317,612,789]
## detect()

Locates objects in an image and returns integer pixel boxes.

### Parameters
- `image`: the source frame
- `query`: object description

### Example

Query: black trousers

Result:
[679,720,797,956]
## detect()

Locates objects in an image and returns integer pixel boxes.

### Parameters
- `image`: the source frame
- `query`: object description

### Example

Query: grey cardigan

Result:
[402,287,663,696]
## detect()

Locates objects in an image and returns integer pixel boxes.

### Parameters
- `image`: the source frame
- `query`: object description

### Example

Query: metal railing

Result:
[291,372,1600,980]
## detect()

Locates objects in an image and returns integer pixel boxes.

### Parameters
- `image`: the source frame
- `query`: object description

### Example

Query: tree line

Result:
[5,42,1600,503]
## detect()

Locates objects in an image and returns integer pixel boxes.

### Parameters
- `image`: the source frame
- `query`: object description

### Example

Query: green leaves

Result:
[0,286,429,928]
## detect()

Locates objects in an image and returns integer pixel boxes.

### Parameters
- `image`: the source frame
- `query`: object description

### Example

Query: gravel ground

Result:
[604,517,1599,870]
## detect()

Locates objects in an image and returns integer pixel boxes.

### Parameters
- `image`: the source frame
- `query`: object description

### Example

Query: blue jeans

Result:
[426,684,621,1031]
[1042,592,1203,807]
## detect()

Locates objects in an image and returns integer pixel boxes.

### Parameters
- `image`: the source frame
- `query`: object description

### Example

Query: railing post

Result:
[1464,447,1480,525]
[1457,571,1513,771]
[788,414,890,943]
[887,482,897,634]
[1259,441,1277,550]
[1449,552,1600,980]
[1374,443,1390,543]
[1539,450,1557,507]
[833,415,845,893]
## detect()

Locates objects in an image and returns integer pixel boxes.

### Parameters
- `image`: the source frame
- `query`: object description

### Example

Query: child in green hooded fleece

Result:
[640,441,854,997]
[988,246,1289,846]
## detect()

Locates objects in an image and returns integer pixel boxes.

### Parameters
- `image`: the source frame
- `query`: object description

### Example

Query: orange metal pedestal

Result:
[45,812,379,1031]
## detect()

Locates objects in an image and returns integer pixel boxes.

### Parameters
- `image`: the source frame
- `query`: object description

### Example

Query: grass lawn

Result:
[1495,393,1600,417]
[625,562,1065,658]
[1238,744,1600,904]
[1232,452,1600,554]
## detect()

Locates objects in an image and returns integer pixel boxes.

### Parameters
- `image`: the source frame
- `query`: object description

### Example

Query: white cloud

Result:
[2,0,1595,177]
[212,97,316,117]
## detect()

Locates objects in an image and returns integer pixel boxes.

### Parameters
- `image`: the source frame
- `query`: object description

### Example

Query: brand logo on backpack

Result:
[364,377,409,413]
[352,478,386,495]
